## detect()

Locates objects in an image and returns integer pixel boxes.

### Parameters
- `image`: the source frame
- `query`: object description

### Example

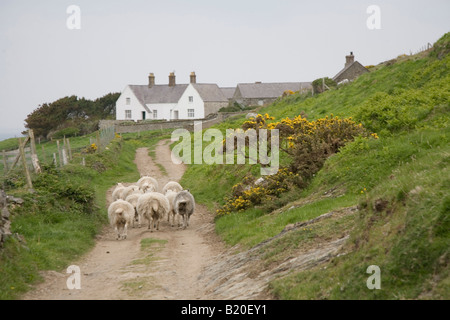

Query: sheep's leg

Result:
[123,223,128,239]
[183,215,187,229]
[114,226,120,240]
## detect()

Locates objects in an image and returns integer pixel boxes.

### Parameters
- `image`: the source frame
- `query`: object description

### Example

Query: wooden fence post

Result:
[28,129,41,174]
[19,138,33,190]
[57,140,62,167]
[53,153,57,167]
[96,131,100,152]
[67,138,72,161]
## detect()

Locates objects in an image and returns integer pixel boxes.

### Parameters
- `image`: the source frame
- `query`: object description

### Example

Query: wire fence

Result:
[1,125,116,189]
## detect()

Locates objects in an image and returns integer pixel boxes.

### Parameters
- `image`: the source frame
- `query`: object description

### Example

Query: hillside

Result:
[181,33,449,299]
[0,33,448,301]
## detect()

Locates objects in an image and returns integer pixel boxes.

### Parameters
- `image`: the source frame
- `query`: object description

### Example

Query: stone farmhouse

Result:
[333,52,369,84]
[116,72,228,121]
[231,82,312,107]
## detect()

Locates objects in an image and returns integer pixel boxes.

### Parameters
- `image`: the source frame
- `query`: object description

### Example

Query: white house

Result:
[116,72,228,121]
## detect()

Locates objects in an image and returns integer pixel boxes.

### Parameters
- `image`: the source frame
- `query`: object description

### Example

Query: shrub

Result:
[312,77,337,94]
[53,127,80,139]
[216,113,375,215]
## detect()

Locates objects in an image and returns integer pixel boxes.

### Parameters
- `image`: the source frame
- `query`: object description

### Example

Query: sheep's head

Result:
[142,183,156,193]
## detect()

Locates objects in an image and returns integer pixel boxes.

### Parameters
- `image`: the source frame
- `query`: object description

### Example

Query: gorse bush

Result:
[216,113,376,215]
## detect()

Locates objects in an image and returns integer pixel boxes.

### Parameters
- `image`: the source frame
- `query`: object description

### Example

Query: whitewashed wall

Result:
[115,86,146,121]
[174,84,205,119]
[145,103,177,121]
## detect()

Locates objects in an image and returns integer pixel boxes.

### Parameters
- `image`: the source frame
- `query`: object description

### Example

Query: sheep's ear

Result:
[186,189,190,193]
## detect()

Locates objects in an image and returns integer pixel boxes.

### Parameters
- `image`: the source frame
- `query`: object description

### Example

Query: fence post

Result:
[57,140,62,167]
[96,131,100,152]
[53,153,57,167]
[28,129,41,174]
[67,138,72,161]
[19,138,33,190]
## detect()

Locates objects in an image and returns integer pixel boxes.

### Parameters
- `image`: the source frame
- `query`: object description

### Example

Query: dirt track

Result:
[22,139,224,300]
[22,139,351,300]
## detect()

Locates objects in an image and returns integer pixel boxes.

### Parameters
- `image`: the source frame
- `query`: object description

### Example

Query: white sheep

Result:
[162,181,183,194]
[136,192,170,232]
[165,190,180,227]
[125,193,142,227]
[173,190,195,229]
[107,199,135,240]
[112,183,125,201]
[137,176,159,193]
[121,184,140,200]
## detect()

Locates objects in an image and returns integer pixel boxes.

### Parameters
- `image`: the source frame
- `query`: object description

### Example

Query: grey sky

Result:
[0,0,449,138]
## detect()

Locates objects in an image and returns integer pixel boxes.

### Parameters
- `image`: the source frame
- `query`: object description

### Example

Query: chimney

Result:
[168,72,176,87]
[148,73,155,88]
[345,52,354,67]
[190,72,196,84]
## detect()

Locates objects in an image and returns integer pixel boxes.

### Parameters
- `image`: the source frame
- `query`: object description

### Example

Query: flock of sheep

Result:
[108,176,195,240]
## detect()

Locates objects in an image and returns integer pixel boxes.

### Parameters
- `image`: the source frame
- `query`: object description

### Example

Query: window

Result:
[187,109,195,118]
[153,110,158,119]
[125,110,132,119]
[189,96,194,103]
[126,97,131,105]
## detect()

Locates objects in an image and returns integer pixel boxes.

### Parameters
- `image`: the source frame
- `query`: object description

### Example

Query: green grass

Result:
[180,34,450,299]
[215,194,356,249]
[0,137,139,299]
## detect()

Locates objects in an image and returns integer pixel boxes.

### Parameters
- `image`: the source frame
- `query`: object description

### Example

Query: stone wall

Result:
[99,111,248,134]
[204,101,229,116]
[0,190,10,247]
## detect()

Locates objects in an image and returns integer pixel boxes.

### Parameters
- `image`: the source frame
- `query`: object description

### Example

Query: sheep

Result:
[120,184,140,200]
[173,190,195,229]
[136,192,170,232]
[112,183,125,201]
[125,193,142,227]
[162,181,183,194]
[165,190,181,227]
[108,199,135,240]
[137,176,159,193]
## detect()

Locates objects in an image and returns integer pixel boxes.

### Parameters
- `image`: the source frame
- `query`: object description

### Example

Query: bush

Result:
[216,113,375,215]
[312,77,337,94]
[53,127,80,139]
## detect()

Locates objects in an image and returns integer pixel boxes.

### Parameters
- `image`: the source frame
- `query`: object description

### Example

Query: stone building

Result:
[116,72,229,121]
[231,81,312,107]
[333,52,369,84]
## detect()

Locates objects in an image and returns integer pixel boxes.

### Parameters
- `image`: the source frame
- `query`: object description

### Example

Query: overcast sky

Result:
[0,0,449,139]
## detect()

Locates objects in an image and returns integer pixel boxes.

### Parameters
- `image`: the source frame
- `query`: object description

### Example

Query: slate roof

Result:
[128,83,227,112]
[220,87,236,100]
[236,82,312,99]
[192,84,229,102]
[129,84,189,106]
